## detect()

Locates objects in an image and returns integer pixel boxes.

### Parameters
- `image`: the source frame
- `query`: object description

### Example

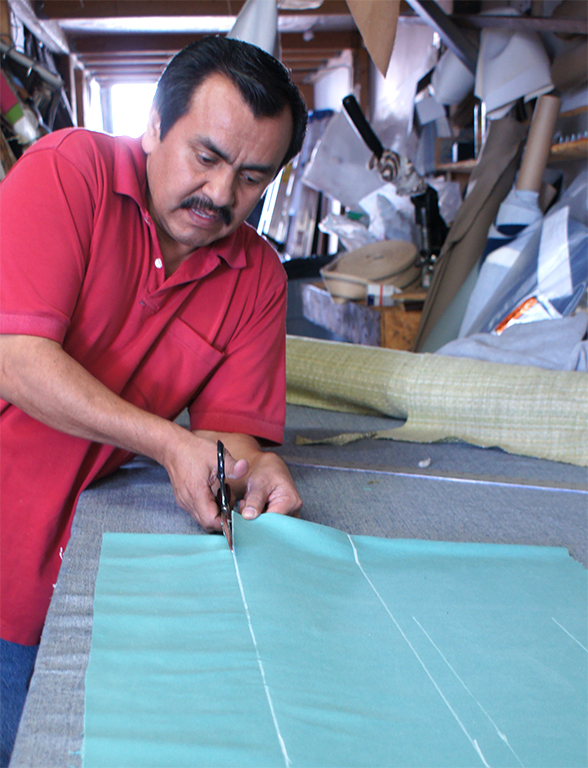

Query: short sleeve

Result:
[0,138,95,342]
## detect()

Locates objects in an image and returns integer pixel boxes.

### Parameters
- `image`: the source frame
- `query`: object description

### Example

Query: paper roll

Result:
[516,94,561,193]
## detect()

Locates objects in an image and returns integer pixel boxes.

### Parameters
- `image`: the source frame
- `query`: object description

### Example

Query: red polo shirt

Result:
[0,128,287,644]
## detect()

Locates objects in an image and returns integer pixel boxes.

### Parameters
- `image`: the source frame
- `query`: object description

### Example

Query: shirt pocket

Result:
[122,318,224,420]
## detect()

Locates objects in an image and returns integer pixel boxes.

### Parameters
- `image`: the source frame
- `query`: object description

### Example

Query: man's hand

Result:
[239,450,302,520]
[192,431,302,524]
[161,431,250,532]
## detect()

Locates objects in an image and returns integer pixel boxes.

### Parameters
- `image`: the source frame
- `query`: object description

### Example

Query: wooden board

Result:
[377,303,422,351]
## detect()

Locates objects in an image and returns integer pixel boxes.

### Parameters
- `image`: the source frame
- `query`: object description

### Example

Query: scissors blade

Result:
[217,440,233,551]
[220,509,233,551]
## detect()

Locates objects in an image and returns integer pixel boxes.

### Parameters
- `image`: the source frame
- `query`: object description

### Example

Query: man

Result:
[0,35,307,762]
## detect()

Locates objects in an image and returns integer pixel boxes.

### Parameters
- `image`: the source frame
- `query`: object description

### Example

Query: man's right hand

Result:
[162,431,249,531]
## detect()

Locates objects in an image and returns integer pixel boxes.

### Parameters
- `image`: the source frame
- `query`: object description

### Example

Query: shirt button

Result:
[154,258,163,269]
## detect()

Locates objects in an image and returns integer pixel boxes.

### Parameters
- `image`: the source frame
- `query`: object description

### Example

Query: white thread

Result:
[552,617,588,653]
[232,548,291,768]
[412,616,524,767]
[347,535,490,768]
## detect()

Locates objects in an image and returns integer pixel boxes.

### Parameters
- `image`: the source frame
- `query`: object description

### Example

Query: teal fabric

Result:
[83,515,587,768]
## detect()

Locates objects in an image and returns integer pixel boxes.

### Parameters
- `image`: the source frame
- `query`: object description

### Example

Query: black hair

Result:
[153,35,307,169]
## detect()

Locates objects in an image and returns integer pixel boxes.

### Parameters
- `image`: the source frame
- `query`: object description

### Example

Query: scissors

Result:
[216,440,233,551]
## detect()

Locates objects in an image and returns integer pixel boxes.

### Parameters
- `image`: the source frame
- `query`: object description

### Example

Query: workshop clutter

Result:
[262,3,587,369]
[462,172,588,339]
[320,240,419,303]
[0,32,74,178]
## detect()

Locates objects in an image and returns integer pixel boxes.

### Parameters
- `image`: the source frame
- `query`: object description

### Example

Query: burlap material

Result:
[286,336,588,466]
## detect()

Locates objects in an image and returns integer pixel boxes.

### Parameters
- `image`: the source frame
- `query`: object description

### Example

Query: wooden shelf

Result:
[549,137,588,162]
[436,138,587,174]
[435,159,478,174]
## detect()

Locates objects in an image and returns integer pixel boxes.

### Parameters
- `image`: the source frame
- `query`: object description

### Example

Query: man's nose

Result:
[205,166,236,209]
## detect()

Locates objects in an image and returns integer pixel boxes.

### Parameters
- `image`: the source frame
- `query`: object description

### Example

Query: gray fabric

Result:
[11,405,587,767]
[290,465,587,563]
[438,313,588,371]
[280,409,587,488]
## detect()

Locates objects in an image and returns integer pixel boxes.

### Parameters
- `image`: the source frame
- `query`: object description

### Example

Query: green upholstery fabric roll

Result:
[285,336,588,467]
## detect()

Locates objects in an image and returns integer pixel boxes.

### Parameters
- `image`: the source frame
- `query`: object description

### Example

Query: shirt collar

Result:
[210,225,249,270]
[112,135,148,209]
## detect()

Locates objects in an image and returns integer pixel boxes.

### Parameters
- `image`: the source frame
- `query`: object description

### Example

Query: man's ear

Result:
[142,106,161,154]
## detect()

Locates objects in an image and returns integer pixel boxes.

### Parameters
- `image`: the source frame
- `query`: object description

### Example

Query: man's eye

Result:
[199,154,215,165]
[243,174,263,185]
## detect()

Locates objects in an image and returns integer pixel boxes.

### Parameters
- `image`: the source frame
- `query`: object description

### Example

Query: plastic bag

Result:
[465,203,588,336]
[426,177,463,226]
[358,183,417,244]
[318,213,377,253]
[461,170,588,336]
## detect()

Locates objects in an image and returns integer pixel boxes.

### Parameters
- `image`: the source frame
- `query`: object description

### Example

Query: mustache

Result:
[180,195,232,227]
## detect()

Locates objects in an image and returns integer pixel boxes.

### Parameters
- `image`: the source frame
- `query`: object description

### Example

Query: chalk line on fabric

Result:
[552,617,588,653]
[231,547,291,768]
[412,616,525,767]
[347,535,491,768]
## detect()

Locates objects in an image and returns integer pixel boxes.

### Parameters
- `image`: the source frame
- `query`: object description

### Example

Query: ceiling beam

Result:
[71,33,196,54]
[70,29,360,55]
[80,53,173,63]
[81,57,170,68]
[89,66,166,75]
[453,13,587,35]
[10,0,69,52]
[35,0,350,19]
[80,49,335,65]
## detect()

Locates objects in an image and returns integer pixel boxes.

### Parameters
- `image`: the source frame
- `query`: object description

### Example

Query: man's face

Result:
[142,73,293,266]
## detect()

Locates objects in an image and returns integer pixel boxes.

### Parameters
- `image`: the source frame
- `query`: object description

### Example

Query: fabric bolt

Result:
[83,513,587,767]
[0,128,287,645]
[285,335,588,467]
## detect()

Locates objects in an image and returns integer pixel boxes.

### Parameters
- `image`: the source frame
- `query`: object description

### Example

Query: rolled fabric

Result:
[285,335,588,466]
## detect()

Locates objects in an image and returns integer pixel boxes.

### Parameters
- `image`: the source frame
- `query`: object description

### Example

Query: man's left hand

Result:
[193,430,302,521]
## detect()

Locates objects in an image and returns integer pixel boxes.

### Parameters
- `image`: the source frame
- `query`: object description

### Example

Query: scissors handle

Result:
[217,440,230,513]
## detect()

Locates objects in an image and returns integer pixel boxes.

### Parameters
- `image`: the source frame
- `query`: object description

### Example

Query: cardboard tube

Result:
[516,94,561,192]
